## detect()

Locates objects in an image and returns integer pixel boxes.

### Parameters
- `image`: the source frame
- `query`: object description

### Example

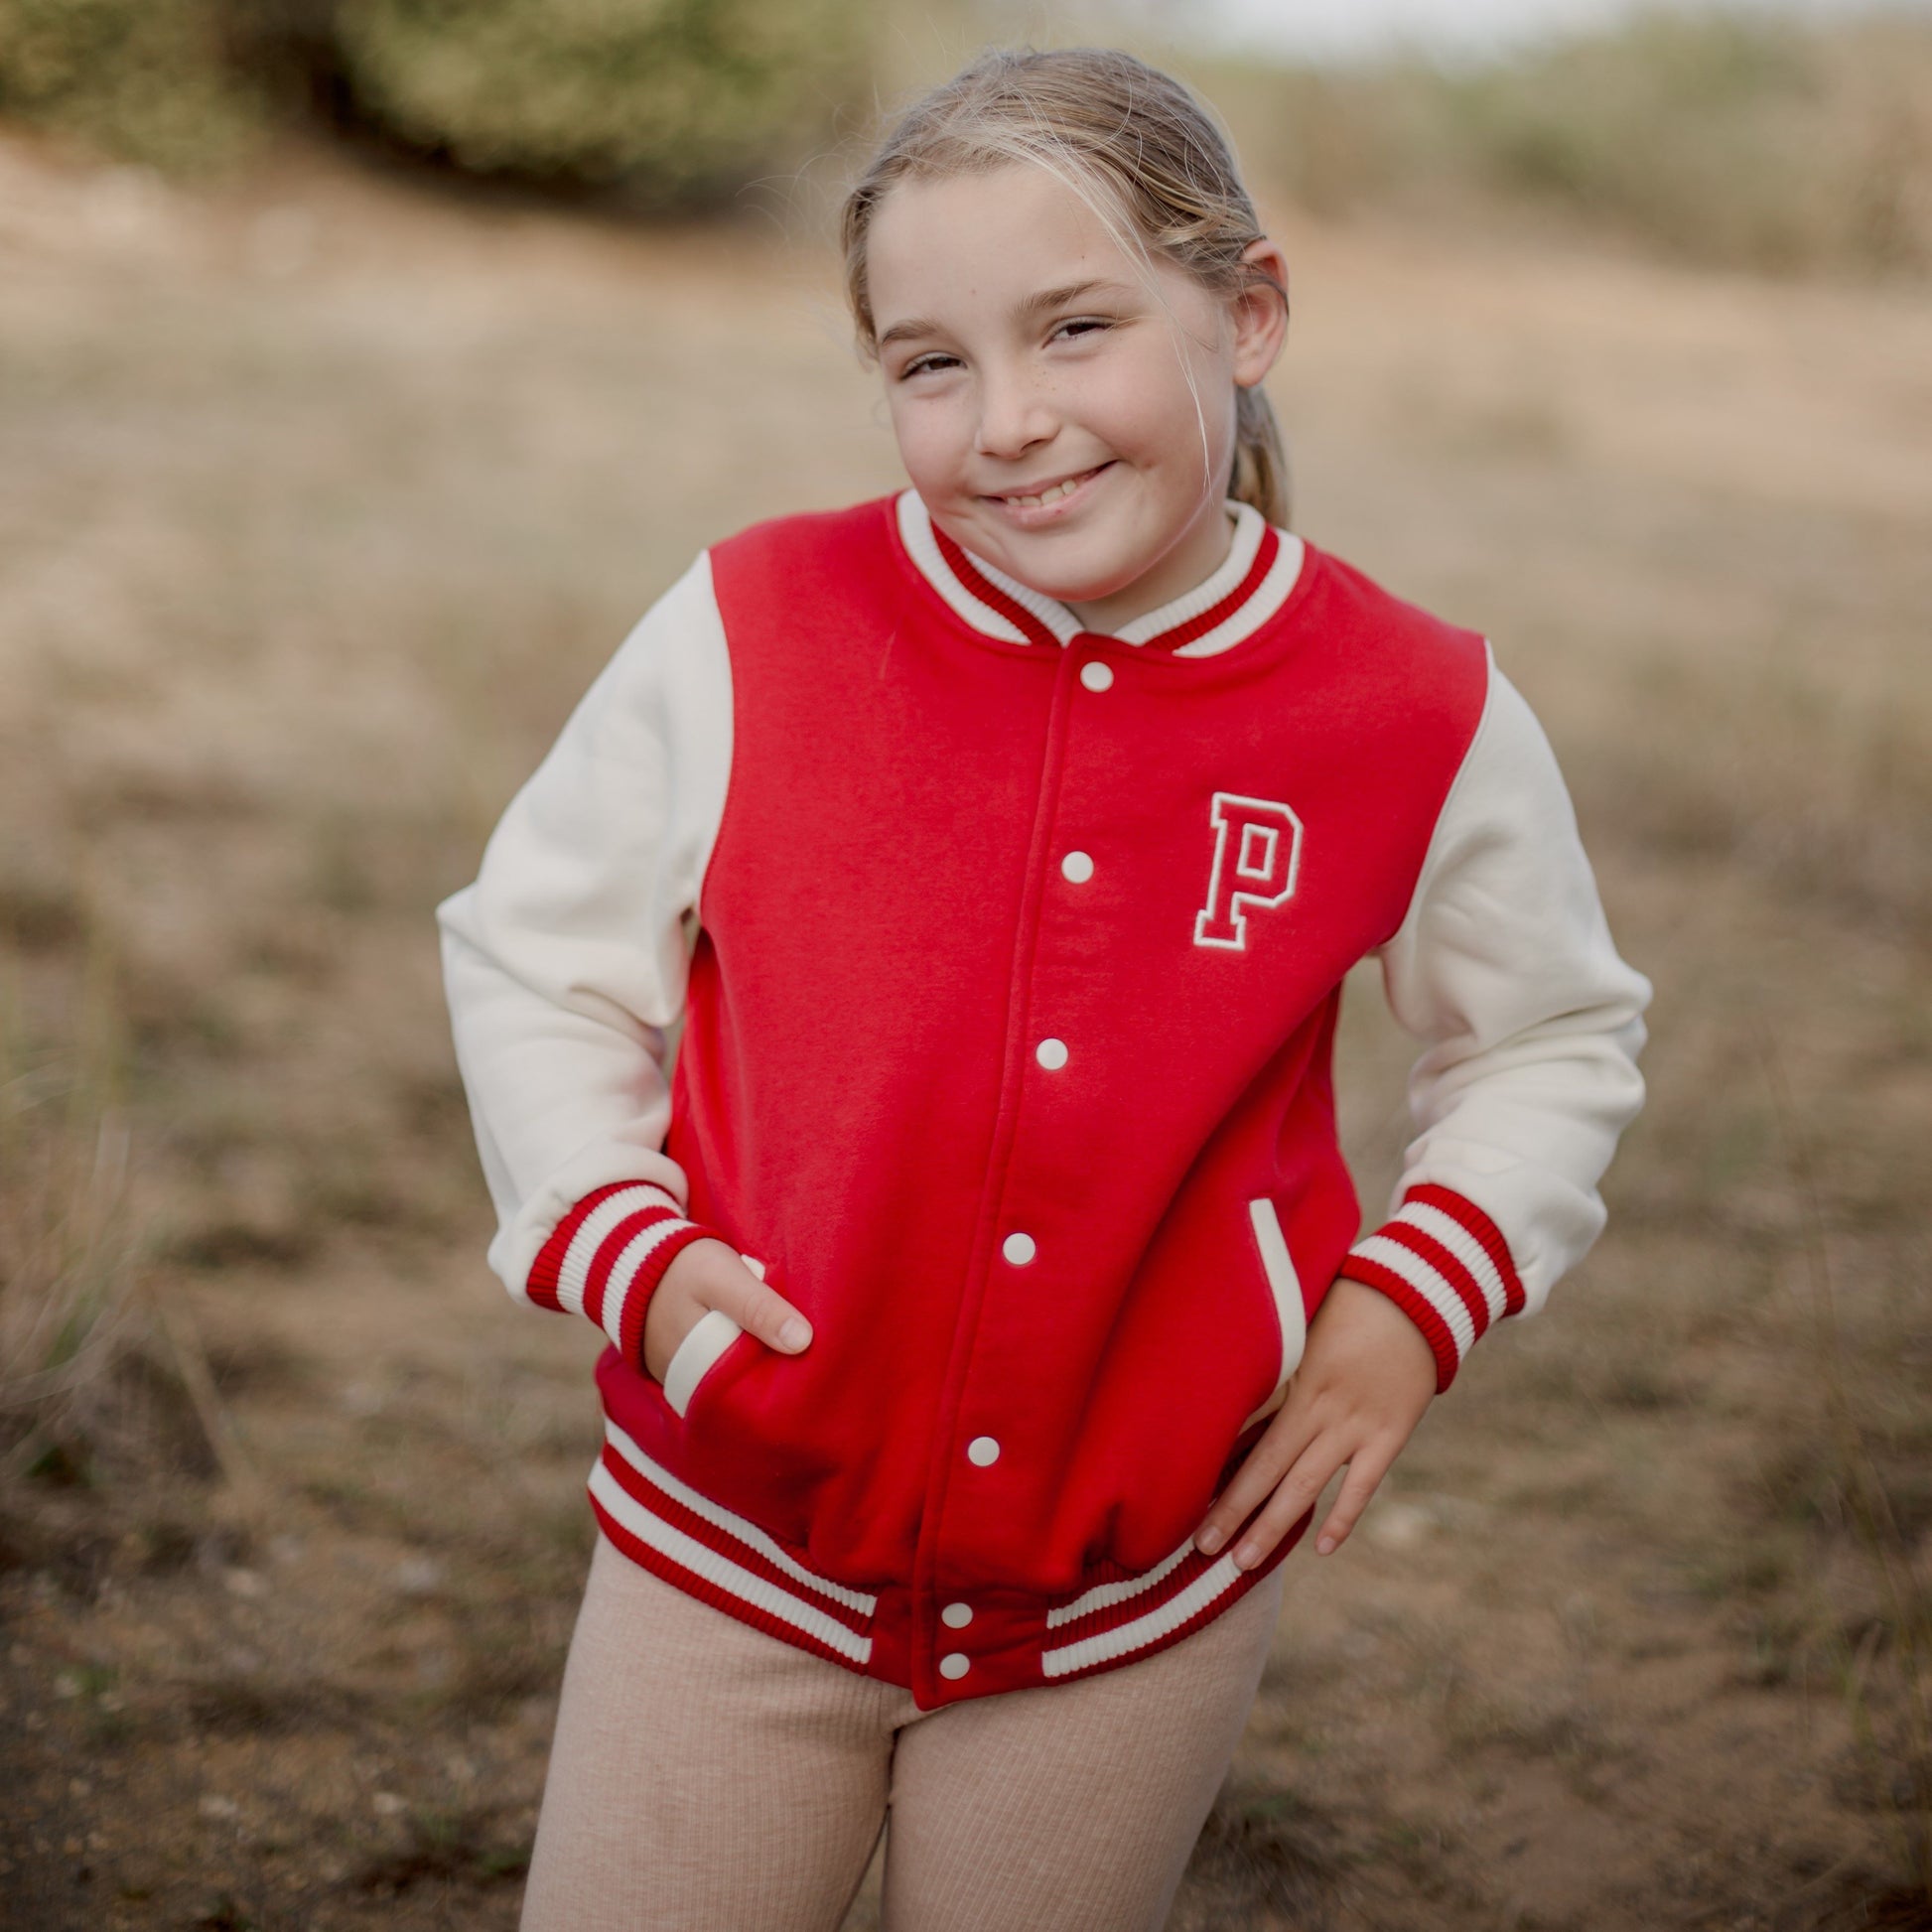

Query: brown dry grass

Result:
[0,129,1928,1931]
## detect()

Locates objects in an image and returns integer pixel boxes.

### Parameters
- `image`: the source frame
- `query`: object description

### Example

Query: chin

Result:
[1021,569,1126,606]
[987,533,1139,606]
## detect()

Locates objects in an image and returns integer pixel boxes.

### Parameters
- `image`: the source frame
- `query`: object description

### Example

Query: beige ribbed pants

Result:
[520,1530,1287,1932]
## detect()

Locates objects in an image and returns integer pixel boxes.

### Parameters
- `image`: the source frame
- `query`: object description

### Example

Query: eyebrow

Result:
[876,279,1135,350]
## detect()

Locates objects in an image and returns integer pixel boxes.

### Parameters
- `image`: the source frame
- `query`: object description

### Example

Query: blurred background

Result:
[1,1,1928,1926]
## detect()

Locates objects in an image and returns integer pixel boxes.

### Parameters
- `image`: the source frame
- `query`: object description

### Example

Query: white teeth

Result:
[1005,475,1085,508]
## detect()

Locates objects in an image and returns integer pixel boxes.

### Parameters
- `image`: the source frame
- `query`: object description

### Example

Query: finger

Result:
[1232,1435,1348,1569]
[712,1261,813,1353]
[1312,1440,1397,1555]
[1195,1409,1320,1555]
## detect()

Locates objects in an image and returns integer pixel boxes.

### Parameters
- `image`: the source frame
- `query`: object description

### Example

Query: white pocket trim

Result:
[1240,1198,1307,1431]
[662,1308,745,1419]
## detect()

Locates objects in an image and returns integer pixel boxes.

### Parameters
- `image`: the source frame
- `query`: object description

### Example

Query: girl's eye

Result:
[894,319,1113,380]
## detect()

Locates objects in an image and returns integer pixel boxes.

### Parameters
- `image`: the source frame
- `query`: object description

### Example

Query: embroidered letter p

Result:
[1193,792,1303,951]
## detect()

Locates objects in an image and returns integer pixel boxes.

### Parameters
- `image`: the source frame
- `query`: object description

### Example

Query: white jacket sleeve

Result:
[434,552,737,1369]
[1341,651,1651,1391]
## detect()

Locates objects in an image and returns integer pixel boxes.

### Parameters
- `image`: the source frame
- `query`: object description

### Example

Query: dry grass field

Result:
[1,127,1929,1931]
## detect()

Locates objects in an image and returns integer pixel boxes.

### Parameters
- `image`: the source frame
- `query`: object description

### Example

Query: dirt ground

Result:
[1,131,1929,1931]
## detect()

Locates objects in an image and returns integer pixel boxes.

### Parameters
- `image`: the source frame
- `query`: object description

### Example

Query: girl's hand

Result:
[641,1237,813,1385]
[1194,1274,1438,1568]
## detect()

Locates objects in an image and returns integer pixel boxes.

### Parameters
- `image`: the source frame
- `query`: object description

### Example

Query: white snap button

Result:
[939,1653,971,1680]
[1079,660,1114,692]
[1001,1231,1035,1266]
[1035,1037,1068,1070]
[1061,850,1094,884]
[941,1601,973,1629]
[967,1436,1001,1466]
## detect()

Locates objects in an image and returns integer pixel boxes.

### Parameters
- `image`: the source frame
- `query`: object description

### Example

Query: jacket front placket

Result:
[905,625,1130,1708]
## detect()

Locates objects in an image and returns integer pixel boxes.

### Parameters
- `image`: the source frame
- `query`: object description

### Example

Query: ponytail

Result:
[1233,383,1291,528]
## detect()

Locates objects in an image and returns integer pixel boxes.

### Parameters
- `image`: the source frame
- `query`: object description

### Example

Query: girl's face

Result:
[867,163,1287,632]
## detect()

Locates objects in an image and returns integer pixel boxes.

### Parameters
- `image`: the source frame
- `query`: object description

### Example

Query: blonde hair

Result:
[841,46,1291,527]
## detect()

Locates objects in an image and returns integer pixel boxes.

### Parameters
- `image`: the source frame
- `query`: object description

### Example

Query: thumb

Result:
[724,1255,812,1354]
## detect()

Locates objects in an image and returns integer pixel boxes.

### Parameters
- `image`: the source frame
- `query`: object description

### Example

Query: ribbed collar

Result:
[896,487,1305,658]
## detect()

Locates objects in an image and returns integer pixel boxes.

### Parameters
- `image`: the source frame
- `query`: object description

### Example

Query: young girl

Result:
[437,46,1650,1932]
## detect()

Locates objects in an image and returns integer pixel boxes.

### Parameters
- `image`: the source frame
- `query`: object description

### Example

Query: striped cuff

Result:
[526,1182,725,1373]
[1340,1183,1525,1392]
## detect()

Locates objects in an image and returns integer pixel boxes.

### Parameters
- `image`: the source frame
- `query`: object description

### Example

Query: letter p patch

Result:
[1193,792,1303,951]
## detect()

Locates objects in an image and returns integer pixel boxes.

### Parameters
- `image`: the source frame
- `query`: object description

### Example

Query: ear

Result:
[1229,236,1290,388]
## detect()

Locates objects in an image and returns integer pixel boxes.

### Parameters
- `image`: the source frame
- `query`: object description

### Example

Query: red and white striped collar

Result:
[896,488,1305,658]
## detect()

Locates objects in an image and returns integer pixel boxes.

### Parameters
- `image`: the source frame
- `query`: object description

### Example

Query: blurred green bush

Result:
[0,0,871,201]
[330,0,867,197]
[0,0,264,173]
[1202,11,1932,277]
[1444,13,1929,275]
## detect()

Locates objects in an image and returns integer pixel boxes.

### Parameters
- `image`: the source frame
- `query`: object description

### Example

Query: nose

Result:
[973,363,1054,462]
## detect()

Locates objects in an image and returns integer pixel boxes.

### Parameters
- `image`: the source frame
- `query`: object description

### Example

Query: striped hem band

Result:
[581,1418,1301,1692]
[590,1419,876,1667]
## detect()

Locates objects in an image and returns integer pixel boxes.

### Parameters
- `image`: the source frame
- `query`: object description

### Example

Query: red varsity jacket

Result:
[437,490,1650,1708]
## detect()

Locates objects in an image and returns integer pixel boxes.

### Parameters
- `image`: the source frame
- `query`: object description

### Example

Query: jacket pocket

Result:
[659,1248,773,1420]
[661,1309,744,1418]
[1239,1198,1308,1431]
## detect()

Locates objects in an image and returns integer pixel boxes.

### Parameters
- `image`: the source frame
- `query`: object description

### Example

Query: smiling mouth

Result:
[986,463,1112,509]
